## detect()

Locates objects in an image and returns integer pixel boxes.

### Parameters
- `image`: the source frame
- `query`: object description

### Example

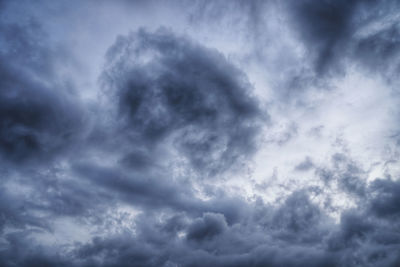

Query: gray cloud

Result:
[1,1,400,266]
[0,19,83,164]
[101,28,264,175]
[286,0,400,78]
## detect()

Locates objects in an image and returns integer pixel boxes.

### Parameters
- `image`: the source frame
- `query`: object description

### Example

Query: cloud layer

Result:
[1,0,400,266]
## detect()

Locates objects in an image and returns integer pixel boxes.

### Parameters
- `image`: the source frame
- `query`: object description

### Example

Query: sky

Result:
[1,0,400,266]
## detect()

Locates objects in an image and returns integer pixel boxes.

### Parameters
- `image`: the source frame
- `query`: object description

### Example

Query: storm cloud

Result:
[1,0,400,266]
[0,20,83,163]
[101,28,263,175]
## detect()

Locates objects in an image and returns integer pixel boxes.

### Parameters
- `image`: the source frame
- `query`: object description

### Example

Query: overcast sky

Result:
[1,0,400,266]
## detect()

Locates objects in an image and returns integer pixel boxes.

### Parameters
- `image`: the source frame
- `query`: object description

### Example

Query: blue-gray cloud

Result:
[101,28,264,175]
[1,1,400,267]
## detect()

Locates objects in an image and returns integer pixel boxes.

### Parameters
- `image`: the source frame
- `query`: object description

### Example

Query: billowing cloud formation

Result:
[287,0,400,76]
[0,21,82,163]
[1,0,400,266]
[102,29,263,175]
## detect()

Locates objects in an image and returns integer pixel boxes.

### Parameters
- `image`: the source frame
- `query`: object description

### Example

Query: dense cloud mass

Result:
[102,29,263,175]
[288,0,400,77]
[1,0,400,266]
[0,21,82,163]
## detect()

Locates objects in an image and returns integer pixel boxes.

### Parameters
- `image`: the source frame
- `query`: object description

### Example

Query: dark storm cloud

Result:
[66,184,400,267]
[0,19,265,266]
[355,23,400,80]
[0,231,70,267]
[73,162,249,224]
[288,0,363,74]
[1,1,400,267]
[186,213,227,241]
[271,190,323,241]
[73,162,196,211]
[0,9,88,245]
[2,176,400,266]
[368,178,400,218]
[286,0,400,78]
[0,19,83,164]
[325,207,400,266]
[0,185,48,233]
[102,28,264,175]
[67,191,336,267]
